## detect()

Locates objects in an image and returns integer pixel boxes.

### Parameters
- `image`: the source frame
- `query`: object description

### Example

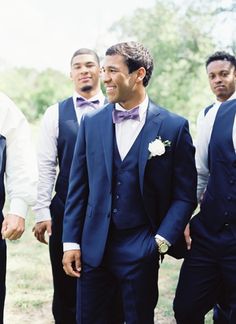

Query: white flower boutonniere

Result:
[148,136,171,159]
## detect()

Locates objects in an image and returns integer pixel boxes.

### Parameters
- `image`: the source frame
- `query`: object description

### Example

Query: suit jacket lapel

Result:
[100,104,114,186]
[139,101,163,194]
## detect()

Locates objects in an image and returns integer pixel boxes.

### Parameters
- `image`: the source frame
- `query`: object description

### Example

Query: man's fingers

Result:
[184,223,192,250]
[33,221,52,245]
[2,228,24,240]
[62,251,81,278]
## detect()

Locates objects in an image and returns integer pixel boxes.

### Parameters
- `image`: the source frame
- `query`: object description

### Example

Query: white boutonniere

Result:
[148,136,171,159]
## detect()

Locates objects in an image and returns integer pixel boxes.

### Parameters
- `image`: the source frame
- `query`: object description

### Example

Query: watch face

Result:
[159,242,169,254]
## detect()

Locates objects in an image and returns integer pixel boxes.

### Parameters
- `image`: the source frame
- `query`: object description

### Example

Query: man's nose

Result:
[214,75,222,83]
[80,66,89,73]
[101,71,110,83]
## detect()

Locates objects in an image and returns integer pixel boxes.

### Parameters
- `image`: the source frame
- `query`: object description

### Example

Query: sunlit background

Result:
[0,0,235,123]
[0,0,235,72]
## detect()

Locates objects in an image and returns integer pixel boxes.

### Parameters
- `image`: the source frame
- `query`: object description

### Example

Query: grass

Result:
[4,214,214,324]
[4,214,54,324]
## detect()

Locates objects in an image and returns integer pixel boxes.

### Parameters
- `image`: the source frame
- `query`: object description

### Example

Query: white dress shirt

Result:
[115,95,149,159]
[196,92,236,201]
[0,92,38,218]
[33,91,105,223]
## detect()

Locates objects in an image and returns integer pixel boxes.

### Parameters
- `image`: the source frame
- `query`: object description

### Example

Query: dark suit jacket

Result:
[63,101,197,266]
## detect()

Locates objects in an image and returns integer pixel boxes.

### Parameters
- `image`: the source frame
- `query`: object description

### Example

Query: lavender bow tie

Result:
[112,107,140,124]
[76,97,100,109]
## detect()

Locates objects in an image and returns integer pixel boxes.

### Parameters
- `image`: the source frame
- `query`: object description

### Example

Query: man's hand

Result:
[63,250,81,278]
[1,214,25,240]
[184,223,192,250]
[33,220,52,244]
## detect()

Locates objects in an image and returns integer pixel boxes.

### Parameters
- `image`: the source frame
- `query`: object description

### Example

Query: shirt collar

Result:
[73,90,105,107]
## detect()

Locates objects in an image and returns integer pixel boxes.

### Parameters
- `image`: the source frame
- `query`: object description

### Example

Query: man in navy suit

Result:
[174,52,236,323]
[62,41,197,323]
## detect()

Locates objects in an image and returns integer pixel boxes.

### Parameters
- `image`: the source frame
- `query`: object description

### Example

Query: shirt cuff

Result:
[34,207,52,223]
[9,198,29,219]
[63,243,80,251]
[155,234,171,246]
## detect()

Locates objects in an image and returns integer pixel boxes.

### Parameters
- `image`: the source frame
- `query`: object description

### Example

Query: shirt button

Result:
[113,208,118,213]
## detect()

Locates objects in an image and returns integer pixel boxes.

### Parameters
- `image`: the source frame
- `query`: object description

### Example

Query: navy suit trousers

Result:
[77,225,159,324]
[174,215,236,324]
[0,239,6,324]
[49,195,77,324]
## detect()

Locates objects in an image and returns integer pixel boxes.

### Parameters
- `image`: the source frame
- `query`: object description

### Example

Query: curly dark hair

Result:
[105,41,154,87]
[206,51,236,69]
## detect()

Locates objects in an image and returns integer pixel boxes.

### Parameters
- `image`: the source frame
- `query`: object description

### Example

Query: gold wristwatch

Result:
[155,238,169,254]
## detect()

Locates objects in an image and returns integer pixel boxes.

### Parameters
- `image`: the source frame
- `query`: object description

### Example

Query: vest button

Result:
[117,182,121,186]
[229,179,234,184]
[227,196,232,201]
[113,208,118,213]
[116,195,120,199]
[224,211,229,216]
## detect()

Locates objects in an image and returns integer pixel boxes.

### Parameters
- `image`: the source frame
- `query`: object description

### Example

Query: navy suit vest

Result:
[55,97,78,203]
[0,135,6,222]
[200,100,236,232]
[111,130,149,229]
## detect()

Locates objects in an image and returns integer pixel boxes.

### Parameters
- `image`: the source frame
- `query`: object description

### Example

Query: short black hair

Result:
[206,51,236,69]
[105,41,154,87]
[70,48,100,65]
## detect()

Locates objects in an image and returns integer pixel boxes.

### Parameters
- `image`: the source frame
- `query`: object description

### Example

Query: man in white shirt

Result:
[0,92,37,324]
[32,48,108,324]
[62,41,197,323]
[174,52,236,324]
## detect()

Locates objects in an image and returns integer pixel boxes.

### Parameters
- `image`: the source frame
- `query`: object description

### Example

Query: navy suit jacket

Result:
[63,101,197,266]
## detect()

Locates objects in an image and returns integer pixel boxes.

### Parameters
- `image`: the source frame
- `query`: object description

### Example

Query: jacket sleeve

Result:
[63,116,89,244]
[156,120,197,244]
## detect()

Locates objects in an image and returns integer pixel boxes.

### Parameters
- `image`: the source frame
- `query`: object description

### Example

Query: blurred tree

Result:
[0,67,71,121]
[109,0,236,130]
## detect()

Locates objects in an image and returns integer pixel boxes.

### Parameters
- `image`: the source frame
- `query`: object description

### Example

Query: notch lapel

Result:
[139,101,164,194]
[100,104,114,186]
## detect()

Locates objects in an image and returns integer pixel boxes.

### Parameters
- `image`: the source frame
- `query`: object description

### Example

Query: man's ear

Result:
[136,67,146,82]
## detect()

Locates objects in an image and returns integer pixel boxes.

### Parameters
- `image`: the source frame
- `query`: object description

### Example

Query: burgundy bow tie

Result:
[76,97,100,109]
[112,107,140,124]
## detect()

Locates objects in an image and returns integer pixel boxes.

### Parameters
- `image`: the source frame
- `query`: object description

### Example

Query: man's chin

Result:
[80,85,93,92]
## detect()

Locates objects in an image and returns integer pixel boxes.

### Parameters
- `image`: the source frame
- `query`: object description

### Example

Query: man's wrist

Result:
[63,242,80,252]
[155,237,170,254]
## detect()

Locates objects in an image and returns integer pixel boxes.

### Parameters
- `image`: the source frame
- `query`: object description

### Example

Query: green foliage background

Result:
[0,68,71,121]
[0,0,235,131]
